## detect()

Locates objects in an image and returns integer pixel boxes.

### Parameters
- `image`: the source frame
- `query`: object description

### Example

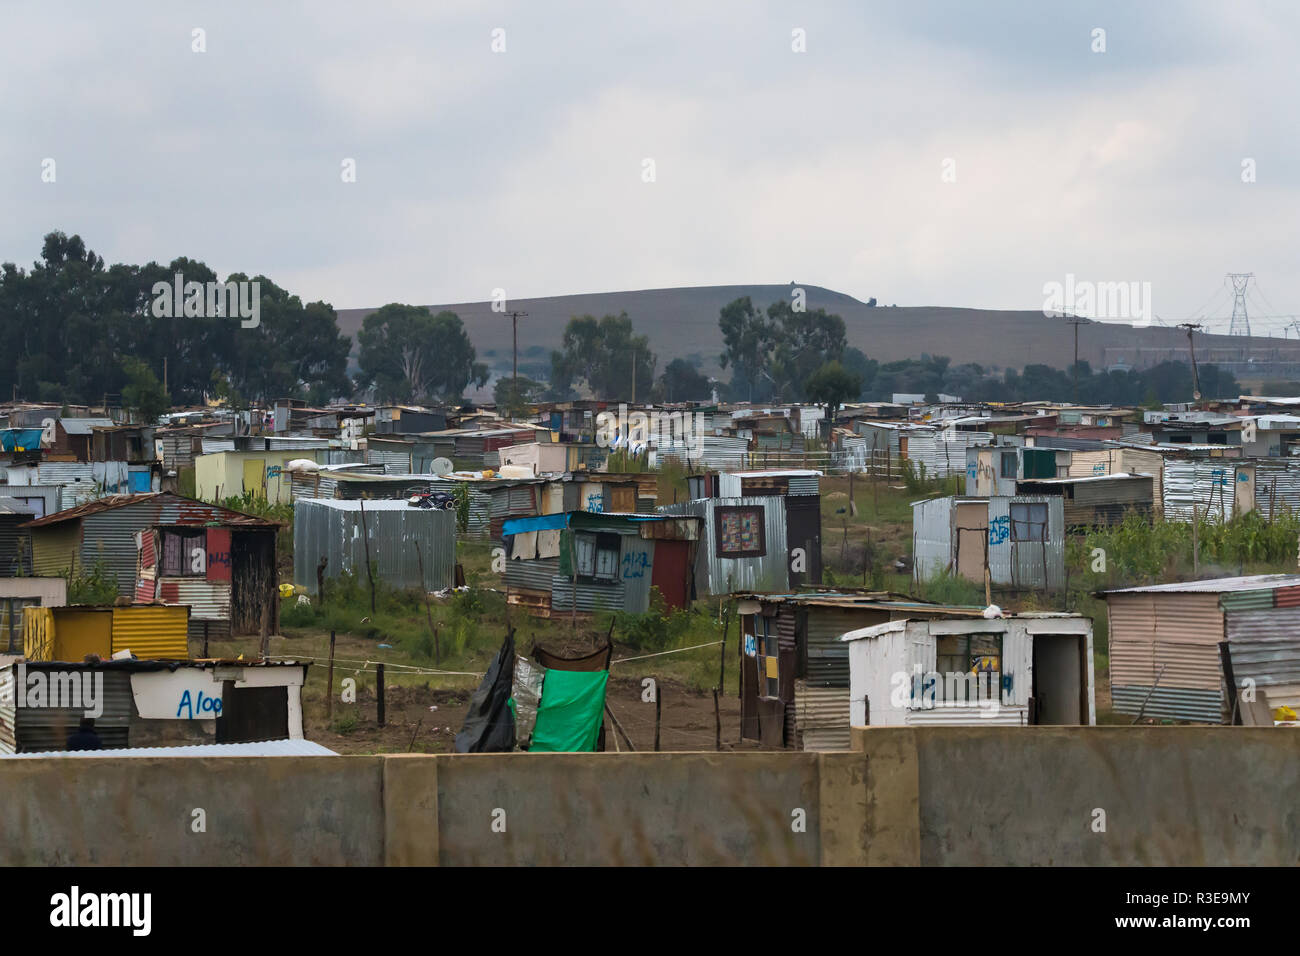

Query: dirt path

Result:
[307,674,768,754]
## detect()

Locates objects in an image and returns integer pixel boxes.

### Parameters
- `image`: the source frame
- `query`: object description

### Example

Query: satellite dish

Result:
[431,457,453,477]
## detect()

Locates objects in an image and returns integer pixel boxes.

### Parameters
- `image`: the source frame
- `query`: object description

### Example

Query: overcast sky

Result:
[3,1,1297,333]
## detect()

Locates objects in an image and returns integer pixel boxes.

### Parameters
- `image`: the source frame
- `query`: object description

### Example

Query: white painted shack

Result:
[841,614,1095,727]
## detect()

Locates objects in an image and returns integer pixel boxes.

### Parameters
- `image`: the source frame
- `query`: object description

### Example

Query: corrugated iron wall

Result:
[907,431,993,479]
[659,496,789,596]
[987,496,1065,590]
[911,496,954,583]
[1108,592,1225,723]
[82,503,157,598]
[1225,604,1300,712]
[293,499,456,593]
[550,577,625,611]
[111,605,189,660]
[618,535,654,613]
[1162,460,1238,521]
[505,556,560,591]
[14,668,132,751]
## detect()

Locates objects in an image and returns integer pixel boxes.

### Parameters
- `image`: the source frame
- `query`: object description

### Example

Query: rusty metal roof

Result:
[22,492,280,529]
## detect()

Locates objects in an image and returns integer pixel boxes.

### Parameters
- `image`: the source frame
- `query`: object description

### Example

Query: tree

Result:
[120,357,170,424]
[494,374,546,415]
[719,296,848,402]
[219,275,353,405]
[357,305,487,403]
[0,232,354,407]
[767,301,848,400]
[654,358,712,402]
[551,312,656,400]
[805,361,863,437]
[718,297,775,402]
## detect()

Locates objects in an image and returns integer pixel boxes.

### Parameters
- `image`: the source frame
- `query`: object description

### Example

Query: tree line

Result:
[1,234,1237,416]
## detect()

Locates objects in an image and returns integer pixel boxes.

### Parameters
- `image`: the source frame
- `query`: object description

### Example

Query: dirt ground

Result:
[308,674,768,755]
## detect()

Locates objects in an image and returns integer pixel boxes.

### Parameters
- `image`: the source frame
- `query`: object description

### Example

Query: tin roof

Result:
[59,417,115,435]
[1019,472,1153,485]
[23,492,280,529]
[1102,573,1300,595]
[1,738,336,758]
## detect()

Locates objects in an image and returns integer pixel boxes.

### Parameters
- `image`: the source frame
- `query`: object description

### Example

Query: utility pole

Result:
[507,310,528,414]
[1067,317,1086,405]
[1178,323,1203,402]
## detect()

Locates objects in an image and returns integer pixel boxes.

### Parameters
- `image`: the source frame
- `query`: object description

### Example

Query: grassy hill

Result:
[337,283,1300,384]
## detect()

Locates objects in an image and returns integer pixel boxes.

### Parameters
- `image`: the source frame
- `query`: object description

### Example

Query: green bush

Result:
[65,560,120,605]
[612,588,692,651]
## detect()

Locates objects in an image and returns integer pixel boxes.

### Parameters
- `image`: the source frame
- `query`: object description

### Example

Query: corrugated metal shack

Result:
[732,592,989,750]
[711,470,822,587]
[0,658,309,754]
[1105,573,1300,723]
[912,495,1066,591]
[23,603,189,661]
[502,511,700,618]
[658,496,790,596]
[0,577,66,654]
[22,493,281,635]
[1016,473,1154,528]
[842,613,1095,728]
[0,497,34,576]
[294,498,455,594]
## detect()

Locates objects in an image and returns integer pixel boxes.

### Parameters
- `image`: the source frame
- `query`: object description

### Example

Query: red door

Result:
[650,540,691,610]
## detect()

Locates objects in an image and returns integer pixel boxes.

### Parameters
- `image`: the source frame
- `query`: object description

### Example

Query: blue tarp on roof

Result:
[502,513,571,536]
[0,429,43,452]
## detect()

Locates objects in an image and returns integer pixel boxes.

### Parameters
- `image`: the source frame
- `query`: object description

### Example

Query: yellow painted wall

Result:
[30,523,81,577]
[23,606,112,662]
[111,605,189,660]
[195,451,317,504]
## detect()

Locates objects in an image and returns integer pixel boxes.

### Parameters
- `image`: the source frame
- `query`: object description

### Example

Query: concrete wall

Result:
[0,727,1294,866]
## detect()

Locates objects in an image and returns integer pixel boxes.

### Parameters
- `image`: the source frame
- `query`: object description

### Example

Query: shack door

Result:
[1030,634,1087,724]
[242,458,266,499]
[216,683,289,743]
[785,495,822,588]
[954,501,989,584]
[650,539,691,610]
[230,529,277,635]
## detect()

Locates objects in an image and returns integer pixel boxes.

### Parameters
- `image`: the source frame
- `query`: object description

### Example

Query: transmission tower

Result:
[1227,272,1254,336]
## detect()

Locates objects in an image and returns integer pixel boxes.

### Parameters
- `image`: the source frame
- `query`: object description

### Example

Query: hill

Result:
[336,284,1300,385]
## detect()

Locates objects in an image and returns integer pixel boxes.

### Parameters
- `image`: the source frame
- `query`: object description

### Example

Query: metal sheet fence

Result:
[293,499,455,593]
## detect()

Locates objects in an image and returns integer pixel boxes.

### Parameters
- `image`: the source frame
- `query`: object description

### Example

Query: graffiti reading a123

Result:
[621,551,649,579]
[988,515,1010,545]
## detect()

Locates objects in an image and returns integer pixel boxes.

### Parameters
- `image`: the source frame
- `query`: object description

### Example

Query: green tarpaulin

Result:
[529,669,608,753]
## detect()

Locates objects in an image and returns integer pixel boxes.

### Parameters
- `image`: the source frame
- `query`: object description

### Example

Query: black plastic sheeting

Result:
[454,631,517,753]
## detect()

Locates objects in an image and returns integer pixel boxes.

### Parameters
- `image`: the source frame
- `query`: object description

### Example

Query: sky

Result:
[2,0,1298,334]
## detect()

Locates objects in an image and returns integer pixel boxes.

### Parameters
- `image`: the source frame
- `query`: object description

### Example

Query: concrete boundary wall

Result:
[0,728,1294,865]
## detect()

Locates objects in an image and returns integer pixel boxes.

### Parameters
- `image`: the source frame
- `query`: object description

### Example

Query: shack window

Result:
[1009,502,1048,542]
[934,633,1003,704]
[160,529,207,576]
[574,532,620,582]
[714,505,766,558]
[1000,451,1017,478]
